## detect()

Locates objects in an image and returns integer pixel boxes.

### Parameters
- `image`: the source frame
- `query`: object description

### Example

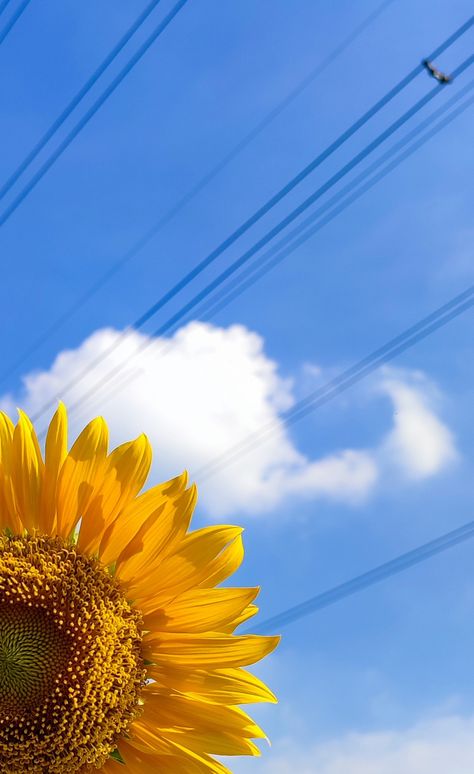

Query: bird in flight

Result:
[422,59,452,84]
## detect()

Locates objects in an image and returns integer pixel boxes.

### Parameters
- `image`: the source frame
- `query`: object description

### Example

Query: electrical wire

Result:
[195,79,474,325]
[148,54,473,342]
[0,0,31,46]
[53,88,474,440]
[0,0,13,19]
[249,517,474,634]
[0,0,163,202]
[0,0,189,228]
[29,46,474,428]
[0,0,398,377]
[133,21,473,333]
[194,287,473,481]
[2,15,471,408]
[65,81,474,447]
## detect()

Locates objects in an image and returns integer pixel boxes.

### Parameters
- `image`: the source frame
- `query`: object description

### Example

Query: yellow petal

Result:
[143,587,259,633]
[11,410,44,531]
[128,729,232,774]
[55,416,108,539]
[107,744,168,774]
[137,691,264,757]
[144,632,280,669]
[114,740,229,774]
[219,603,259,633]
[77,433,152,555]
[142,689,266,740]
[161,729,261,757]
[198,532,245,588]
[0,412,21,533]
[146,665,277,705]
[99,472,190,566]
[40,402,68,533]
[125,525,243,611]
[99,761,118,774]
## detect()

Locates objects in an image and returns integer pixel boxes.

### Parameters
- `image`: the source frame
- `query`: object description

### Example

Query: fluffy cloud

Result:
[377,369,457,479]
[239,714,474,774]
[1,322,457,517]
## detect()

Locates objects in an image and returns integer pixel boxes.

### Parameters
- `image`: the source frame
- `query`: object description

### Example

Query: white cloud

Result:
[1,323,457,518]
[242,714,474,774]
[377,369,457,479]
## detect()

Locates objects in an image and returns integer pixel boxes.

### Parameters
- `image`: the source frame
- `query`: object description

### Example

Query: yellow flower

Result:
[0,405,278,773]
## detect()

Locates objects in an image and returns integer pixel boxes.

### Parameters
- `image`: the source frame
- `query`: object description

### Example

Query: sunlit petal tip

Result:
[132,432,151,453]
[53,400,68,423]
[0,410,14,434]
[15,408,34,431]
[268,634,281,652]
[72,415,109,454]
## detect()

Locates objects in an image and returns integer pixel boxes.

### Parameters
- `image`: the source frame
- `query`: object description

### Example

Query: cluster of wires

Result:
[2,2,474,629]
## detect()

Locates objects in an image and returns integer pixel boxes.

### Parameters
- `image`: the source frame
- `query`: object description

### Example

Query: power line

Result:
[30,46,474,428]
[148,54,473,342]
[133,19,472,333]
[249,517,474,634]
[0,0,31,46]
[194,287,473,481]
[56,86,474,435]
[0,0,189,228]
[0,0,163,202]
[0,0,13,19]
[62,88,474,448]
[0,0,398,382]
[196,79,474,326]
[3,18,472,413]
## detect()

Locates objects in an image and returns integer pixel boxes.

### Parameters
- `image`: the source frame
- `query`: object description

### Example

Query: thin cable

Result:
[194,289,473,481]
[59,91,474,434]
[0,0,31,46]
[249,518,474,634]
[0,0,163,202]
[149,54,474,342]
[197,80,474,324]
[0,0,13,19]
[29,48,474,426]
[0,0,398,380]
[0,0,189,228]
[131,15,474,330]
[4,16,473,403]
[66,286,474,454]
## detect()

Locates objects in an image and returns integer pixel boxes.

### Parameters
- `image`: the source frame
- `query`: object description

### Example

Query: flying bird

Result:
[422,59,452,84]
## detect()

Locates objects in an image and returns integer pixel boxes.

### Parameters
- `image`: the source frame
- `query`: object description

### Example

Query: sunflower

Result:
[0,404,278,773]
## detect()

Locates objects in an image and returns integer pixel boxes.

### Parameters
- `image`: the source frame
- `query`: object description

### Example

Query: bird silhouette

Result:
[422,59,452,84]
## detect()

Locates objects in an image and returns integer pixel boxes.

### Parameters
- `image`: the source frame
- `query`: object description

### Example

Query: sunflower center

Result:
[0,602,71,715]
[0,534,145,773]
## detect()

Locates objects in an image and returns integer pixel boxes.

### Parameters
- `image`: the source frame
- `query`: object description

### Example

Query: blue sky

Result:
[1,0,473,770]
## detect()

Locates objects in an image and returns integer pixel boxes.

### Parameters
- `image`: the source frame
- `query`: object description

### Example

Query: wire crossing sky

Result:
[133,20,473,332]
[2,5,473,765]
[0,0,189,229]
[193,285,473,481]
[0,0,398,381]
[0,0,31,46]
[26,20,474,427]
[0,0,13,19]
[148,54,473,340]
[250,517,474,634]
[40,54,474,428]
[54,84,474,437]
[196,80,474,325]
[0,0,164,203]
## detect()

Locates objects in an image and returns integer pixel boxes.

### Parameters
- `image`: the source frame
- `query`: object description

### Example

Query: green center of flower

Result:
[0,534,145,773]
[0,603,71,714]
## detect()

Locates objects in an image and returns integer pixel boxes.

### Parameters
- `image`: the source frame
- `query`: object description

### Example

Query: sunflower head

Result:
[0,405,278,773]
